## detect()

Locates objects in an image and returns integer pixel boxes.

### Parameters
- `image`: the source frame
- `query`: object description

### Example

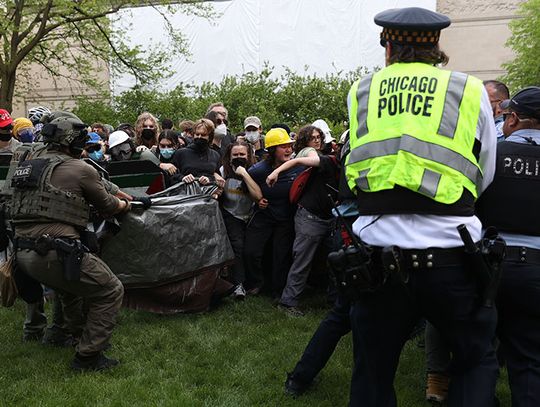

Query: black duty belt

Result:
[16,237,56,252]
[505,246,540,264]
[372,246,467,269]
[16,236,80,255]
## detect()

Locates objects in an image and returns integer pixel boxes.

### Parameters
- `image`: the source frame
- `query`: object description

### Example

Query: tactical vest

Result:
[346,62,484,216]
[10,152,90,228]
[477,140,540,236]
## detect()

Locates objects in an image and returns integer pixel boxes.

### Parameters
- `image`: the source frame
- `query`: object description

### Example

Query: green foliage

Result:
[74,65,370,136]
[501,0,540,92]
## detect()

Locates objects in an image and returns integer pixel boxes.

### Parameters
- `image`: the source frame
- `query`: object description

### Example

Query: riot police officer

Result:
[345,7,498,406]
[8,115,133,371]
[477,86,540,406]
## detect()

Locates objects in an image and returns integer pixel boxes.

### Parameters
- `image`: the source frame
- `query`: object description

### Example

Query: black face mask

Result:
[141,128,155,141]
[110,143,133,161]
[0,133,12,142]
[231,157,248,168]
[193,137,209,152]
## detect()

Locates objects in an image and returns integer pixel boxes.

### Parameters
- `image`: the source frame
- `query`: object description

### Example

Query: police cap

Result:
[374,7,451,47]
[500,86,540,120]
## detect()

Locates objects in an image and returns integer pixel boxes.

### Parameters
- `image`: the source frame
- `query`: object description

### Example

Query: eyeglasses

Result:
[490,99,503,108]
[309,135,322,141]
[86,145,101,153]
[503,111,536,124]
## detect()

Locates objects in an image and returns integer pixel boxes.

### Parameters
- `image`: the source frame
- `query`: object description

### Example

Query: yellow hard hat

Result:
[264,128,294,149]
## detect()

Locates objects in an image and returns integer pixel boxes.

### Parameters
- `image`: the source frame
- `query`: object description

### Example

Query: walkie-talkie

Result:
[327,196,380,300]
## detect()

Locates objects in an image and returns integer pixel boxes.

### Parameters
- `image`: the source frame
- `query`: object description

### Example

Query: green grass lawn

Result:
[0,294,511,406]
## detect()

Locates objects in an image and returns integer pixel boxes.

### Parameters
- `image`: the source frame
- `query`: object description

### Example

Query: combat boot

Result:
[71,352,119,372]
[42,326,79,347]
[426,372,449,403]
[284,372,311,397]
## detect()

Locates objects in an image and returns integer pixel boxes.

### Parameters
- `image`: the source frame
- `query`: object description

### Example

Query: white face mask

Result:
[214,123,227,139]
[245,131,260,143]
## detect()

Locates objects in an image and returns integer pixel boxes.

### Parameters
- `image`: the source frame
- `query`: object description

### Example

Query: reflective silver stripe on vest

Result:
[418,168,442,197]
[348,134,482,186]
[356,74,374,139]
[356,169,370,190]
[437,71,469,139]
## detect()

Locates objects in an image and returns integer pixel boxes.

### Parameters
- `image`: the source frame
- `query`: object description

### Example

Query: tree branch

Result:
[14,2,124,67]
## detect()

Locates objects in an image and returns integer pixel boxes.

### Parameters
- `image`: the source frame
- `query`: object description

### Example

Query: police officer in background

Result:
[345,7,498,406]
[477,86,540,406]
[8,115,134,371]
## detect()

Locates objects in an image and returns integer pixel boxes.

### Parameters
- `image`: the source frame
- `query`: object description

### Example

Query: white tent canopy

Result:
[112,0,436,94]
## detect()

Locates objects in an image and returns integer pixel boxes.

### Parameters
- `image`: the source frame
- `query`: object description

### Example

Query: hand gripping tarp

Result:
[101,182,234,288]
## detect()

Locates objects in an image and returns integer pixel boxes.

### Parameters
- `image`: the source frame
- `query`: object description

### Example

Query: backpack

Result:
[289,155,338,204]
[289,167,313,204]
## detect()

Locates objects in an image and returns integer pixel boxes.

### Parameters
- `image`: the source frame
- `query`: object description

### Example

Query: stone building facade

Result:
[438,0,523,80]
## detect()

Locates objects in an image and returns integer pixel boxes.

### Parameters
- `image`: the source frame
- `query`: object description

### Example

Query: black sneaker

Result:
[71,352,119,372]
[284,373,310,397]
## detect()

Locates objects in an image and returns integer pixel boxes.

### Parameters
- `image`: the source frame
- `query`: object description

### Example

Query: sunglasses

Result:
[216,118,228,126]
[86,145,101,153]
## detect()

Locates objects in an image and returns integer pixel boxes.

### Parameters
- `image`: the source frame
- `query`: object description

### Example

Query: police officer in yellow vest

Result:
[9,115,134,372]
[345,7,498,406]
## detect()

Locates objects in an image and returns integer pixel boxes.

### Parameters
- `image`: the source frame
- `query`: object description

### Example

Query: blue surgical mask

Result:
[160,147,175,159]
[89,150,104,161]
[494,115,504,125]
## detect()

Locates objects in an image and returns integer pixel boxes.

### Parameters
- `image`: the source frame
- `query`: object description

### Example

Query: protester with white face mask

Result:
[206,102,235,157]
[243,116,265,161]
[205,110,230,159]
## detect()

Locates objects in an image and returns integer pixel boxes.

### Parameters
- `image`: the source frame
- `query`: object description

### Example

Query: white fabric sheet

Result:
[111,0,436,93]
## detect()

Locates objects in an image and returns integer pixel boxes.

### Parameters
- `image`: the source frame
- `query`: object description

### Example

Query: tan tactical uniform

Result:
[13,150,125,356]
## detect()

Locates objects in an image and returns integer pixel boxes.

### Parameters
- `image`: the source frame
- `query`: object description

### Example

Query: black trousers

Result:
[290,295,351,384]
[243,212,295,296]
[222,211,247,285]
[497,260,540,407]
[349,260,498,407]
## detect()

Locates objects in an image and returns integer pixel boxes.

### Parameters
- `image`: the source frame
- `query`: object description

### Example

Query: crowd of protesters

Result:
[0,74,530,402]
[0,102,348,315]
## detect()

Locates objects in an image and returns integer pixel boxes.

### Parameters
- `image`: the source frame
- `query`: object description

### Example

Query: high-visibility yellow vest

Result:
[346,62,483,205]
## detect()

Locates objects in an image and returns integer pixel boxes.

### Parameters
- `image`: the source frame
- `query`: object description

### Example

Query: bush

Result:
[74,65,370,137]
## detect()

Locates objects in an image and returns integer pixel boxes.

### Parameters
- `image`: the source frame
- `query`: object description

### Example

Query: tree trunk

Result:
[0,69,16,112]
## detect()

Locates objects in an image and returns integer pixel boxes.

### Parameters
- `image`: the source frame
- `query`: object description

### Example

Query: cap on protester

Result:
[264,128,294,149]
[500,87,540,120]
[0,109,13,129]
[244,116,262,129]
[108,130,130,149]
[12,117,33,135]
[86,132,102,145]
[374,7,451,47]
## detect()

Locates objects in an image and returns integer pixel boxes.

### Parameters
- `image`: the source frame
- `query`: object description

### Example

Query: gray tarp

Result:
[101,182,234,288]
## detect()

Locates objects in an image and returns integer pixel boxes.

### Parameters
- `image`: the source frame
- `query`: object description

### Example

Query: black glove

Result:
[131,196,152,210]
